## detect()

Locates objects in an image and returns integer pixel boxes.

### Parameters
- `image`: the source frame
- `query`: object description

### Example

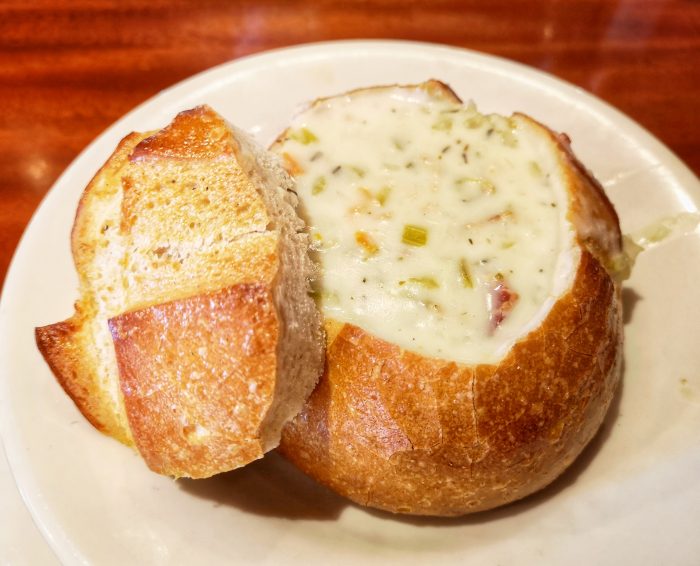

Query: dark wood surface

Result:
[1,0,699,287]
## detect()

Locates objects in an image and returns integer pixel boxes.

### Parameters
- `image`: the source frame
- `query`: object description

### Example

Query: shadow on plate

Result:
[622,286,642,326]
[179,362,625,525]
[178,449,349,520]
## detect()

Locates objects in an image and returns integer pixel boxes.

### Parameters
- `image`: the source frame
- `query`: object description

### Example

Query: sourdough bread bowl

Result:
[35,106,324,478]
[272,80,626,516]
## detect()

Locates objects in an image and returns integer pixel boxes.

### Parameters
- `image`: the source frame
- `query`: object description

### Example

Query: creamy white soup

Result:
[273,85,577,364]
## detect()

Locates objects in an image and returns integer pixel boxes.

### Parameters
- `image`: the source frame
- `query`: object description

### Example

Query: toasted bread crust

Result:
[35,318,123,439]
[37,106,324,477]
[278,81,624,516]
[109,284,278,478]
[129,106,238,162]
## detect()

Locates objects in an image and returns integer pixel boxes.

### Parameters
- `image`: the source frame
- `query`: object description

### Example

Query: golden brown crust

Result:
[109,284,278,478]
[36,105,324,477]
[129,106,237,162]
[281,256,622,516]
[35,318,129,441]
[278,81,624,516]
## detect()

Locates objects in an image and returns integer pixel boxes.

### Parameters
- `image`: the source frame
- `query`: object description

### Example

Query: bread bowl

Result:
[35,106,324,478]
[271,80,626,516]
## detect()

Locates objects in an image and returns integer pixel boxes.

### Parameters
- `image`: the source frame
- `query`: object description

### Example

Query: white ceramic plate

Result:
[2,40,699,566]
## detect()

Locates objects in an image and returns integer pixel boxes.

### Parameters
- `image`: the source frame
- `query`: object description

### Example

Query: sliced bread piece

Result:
[36,106,324,478]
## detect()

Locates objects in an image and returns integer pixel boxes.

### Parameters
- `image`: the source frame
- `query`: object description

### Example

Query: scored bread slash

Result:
[272,80,628,516]
[35,105,324,478]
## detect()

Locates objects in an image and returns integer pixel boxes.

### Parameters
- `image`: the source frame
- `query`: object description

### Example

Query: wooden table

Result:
[1,0,699,288]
